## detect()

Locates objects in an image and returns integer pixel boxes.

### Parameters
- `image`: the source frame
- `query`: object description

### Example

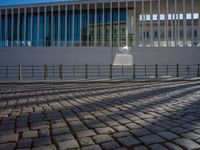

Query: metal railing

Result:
[0,64,199,81]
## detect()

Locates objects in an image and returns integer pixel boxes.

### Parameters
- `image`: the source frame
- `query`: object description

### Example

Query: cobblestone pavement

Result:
[1,81,200,150]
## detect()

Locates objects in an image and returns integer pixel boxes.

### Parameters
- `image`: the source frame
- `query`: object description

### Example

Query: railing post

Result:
[85,64,88,80]
[18,64,22,81]
[176,64,179,78]
[133,64,136,79]
[59,64,63,80]
[197,64,200,77]
[155,64,158,78]
[144,65,146,77]
[32,66,34,78]
[110,64,112,79]
[44,64,48,80]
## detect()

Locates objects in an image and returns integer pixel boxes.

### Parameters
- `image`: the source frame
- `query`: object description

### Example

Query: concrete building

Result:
[0,0,200,65]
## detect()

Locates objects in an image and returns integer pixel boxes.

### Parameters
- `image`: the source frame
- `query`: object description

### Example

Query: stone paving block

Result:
[149,144,168,150]
[173,138,200,150]
[81,144,102,150]
[0,133,18,143]
[113,131,132,138]
[118,136,140,147]
[132,145,149,150]
[157,131,179,140]
[101,141,120,150]
[181,132,200,140]
[52,127,70,135]
[53,133,74,143]
[58,139,79,149]
[131,128,152,137]
[125,123,142,129]
[22,130,38,139]
[32,144,56,150]
[170,127,188,134]
[139,134,165,145]
[39,128,50,137]
[164,142,183,150]
[79,137,95,146]
[76,130,96,138]
[93,134,113,144]
[0,143,16,150]
[113,125,129,132]
[95,127,115,134]
[33,137,51,147]
[17,139,32,148]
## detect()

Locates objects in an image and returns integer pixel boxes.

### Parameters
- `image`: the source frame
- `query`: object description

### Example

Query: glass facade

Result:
[0,0,200,47]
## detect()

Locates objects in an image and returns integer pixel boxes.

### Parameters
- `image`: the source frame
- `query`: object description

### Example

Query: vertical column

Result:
[37,7,40,46]
[72,4,74,47]
[134,0,136,47]
[17,8,20,46]
[11,9,14,46]
[51,6,53,46]
[0,10,1,46]
[65,5,68,46]
[126,0,128,47]
[166,0,169,47]
[44,6,46,47]
[150,0,153,47]
[142,0,144,46]
[80,4,82,46]
[199,4,200,43]
[174,0,177,47]
[5,9,7,46]
[86,4,89,46]
[191,0,194,46]
[94,3,97,46]
[183,0,186,46]
[24,8,27,46]
[102,2,105,47]
[58,5,60,46]
[171,12,173,46]
[177,13,180,46]
[118,2,120,47]
[30,7,33,46]
[110,2,112,47]
[158,0,160,47]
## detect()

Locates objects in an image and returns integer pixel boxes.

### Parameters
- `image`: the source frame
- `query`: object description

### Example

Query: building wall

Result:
[0,47,199,65]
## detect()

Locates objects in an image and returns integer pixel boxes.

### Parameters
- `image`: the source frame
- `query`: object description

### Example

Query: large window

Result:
[60,6,66,46]
[26,8,31,47]
[112,4,118,47]
[53,6,58,46]
[32,8,38,46]
[67,6,72,46]
[7,10,12,46]
[97,4,103,46]
[74,5,80,46]
[81,5,87,46]
[46,7,51,46]
[104,3,110,47]
[19,9,24,46]
[120,6,126,47]
[39,7,44,47]
[89,4,95,46]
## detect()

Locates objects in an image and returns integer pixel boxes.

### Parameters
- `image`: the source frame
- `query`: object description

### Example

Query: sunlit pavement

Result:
[0,81,200,150]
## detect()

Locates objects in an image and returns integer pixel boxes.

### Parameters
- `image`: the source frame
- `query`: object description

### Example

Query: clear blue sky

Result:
[0,0,76,6]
